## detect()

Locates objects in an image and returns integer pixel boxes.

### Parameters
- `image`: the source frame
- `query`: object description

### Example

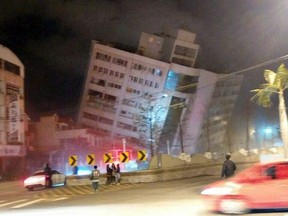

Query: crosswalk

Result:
[0,183,140,210]
[34,183,141,198]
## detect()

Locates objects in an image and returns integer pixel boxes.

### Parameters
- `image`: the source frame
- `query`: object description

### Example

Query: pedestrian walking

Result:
[221,154,236,178]
[115,163,121,185]
[90,165,100,192]
[111,163,116,184]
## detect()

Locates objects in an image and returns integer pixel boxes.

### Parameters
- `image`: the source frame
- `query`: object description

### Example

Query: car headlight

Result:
[201,182,241,196]
[201,187,234,195]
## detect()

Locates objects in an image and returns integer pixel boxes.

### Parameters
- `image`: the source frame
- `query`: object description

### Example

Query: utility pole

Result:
[179,123,184,153]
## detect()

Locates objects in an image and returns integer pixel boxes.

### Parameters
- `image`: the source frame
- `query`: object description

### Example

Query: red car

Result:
[201,160,288,214]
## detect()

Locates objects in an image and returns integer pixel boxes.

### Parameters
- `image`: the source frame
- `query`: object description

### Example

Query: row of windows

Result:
[90,77,122,90]
[83,112,114,125]
[132,63,163,76]
[117,121,137,132]
[88,89,117,102]
[96,52,128,67]
[128,75,159,89]
[120,110,134,119]
[126,87,141,95]
[95,52,163,76]
[93,66,125,79]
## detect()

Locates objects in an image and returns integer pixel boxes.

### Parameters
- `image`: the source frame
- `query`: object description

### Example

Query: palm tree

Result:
[251,63,288,158]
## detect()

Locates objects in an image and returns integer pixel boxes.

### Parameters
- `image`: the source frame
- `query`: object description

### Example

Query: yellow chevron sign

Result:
[103,153,113,163]
[120,152,129,163]
[138,150,147,161]
[86,154,95,165]
[69,155,77,166]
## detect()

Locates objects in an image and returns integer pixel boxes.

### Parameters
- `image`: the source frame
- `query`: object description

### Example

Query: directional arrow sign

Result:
[69,155,77,166]
[103,153,113,163]
[120,152,129,163]
[138,150,147,161]
[86,154,95,165]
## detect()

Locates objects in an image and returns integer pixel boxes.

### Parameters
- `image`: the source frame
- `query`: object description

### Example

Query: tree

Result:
[251,63,288,157]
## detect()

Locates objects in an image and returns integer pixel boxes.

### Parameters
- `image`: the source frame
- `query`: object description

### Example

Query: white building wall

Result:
[0,44,26,156]
[180,70,218,155]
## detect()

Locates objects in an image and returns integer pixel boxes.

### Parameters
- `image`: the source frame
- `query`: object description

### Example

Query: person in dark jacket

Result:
[106,164,113,185]
[44,163,53,188]
[221,154,236,178]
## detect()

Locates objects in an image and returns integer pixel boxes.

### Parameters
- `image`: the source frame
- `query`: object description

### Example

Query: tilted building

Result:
[78,29,242,157]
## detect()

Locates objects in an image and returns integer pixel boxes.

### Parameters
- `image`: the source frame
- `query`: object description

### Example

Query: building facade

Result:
[0,44,27,178]
[78,29,242,158]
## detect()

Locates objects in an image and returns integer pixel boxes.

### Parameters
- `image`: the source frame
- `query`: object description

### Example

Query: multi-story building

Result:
[78,29,242,157]
[0,44,27,177]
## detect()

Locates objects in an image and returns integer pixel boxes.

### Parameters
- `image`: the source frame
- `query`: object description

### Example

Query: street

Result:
[1,175,288,216]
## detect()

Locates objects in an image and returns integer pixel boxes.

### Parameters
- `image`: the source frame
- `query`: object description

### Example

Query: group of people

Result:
[106,163,121,185]
[90,163,121,193]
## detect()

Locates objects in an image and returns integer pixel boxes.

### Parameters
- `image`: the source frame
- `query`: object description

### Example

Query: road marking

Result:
[51,197,68,201]
[0,199,27,207]
[11,198,45,208]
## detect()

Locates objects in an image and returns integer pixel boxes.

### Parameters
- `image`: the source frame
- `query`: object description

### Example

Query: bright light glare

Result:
[201,187,234,195]
[265,128,272,134]
[24,176,45,185]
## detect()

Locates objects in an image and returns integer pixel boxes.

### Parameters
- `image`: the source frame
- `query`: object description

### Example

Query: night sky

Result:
[1,0,288,120]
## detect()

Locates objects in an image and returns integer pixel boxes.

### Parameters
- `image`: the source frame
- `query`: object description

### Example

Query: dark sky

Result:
[1,0,288,120]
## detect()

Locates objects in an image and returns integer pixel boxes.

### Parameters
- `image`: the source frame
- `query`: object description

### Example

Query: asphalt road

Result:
[1,175,288,216]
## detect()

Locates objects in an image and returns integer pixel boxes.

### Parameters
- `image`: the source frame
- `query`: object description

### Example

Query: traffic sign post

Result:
[86,154,95,165]
[69,155,77,166]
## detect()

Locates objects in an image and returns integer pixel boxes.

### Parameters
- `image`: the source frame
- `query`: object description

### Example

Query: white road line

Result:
[0,199,27,207]
[51,197,68,201]
[11,198,45,209]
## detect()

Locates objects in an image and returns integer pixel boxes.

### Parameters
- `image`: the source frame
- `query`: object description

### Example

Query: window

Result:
[139,78,144,84]
[103,68,109,75]
[133,77,138,83]
[91,78,105,87]
[165,70,198,93]
[126,87,133,93]
[93,65,98,71]
[95,52,111,62]
[6,84,19,95]
[132,63,147,71]
[99,117,113,125]
[151,68,162,76]
[171,57,193,67]
[4,60,20,75]
[112,57,128,67]
[83,112,98,121]
[115,71,119,77]
[120,73,125,79]
[110,70,114,76]
[104,94,116,102]
[174,45,197,58]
